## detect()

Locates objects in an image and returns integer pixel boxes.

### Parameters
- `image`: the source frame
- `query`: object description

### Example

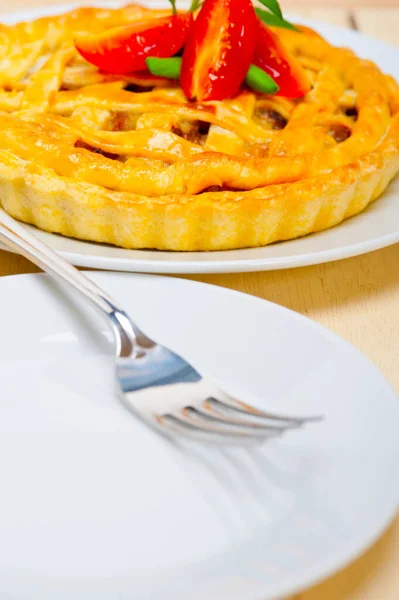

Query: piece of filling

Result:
[344,107,358,120]
[254,108,288,130]
[171,120,211,145]
[200,185,224,193]
[124,83,155,93]
[74,139,119,160]
[108,111,140,131]
[327,123,351,143]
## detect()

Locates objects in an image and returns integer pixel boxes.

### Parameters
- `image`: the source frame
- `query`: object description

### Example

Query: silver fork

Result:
[0,209,321,445]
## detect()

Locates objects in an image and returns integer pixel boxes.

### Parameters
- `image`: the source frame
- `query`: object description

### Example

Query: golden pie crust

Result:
[0,4,398,250]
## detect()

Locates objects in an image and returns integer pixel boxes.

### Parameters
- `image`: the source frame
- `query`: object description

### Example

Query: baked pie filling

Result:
[0,3,398,250]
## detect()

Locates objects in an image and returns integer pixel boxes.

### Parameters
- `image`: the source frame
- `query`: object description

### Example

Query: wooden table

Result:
[0,1,398,598]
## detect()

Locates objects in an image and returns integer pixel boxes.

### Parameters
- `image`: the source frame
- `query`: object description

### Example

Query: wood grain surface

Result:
[0,2,398,599]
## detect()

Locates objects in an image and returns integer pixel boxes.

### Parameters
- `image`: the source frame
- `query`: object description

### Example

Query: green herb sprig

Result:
[168,0,177,15]
[256,0,299,31]
[189,0,203,12]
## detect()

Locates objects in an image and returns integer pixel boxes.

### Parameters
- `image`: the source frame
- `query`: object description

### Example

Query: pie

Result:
[0,4,398,251]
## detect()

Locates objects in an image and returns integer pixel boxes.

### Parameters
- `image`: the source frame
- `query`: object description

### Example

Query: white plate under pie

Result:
[0,271,398,600]
[0,3,398,273]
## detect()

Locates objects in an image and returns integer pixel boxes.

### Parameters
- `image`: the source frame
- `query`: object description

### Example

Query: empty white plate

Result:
[0,3,398,273]
[0,271,398,600]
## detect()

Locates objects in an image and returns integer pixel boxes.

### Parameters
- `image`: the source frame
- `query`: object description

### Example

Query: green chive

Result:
[255,8,299,31]
[146,57,182,80]
[245,65,279,95]
[257,0,283,19]
[146,59,279,97]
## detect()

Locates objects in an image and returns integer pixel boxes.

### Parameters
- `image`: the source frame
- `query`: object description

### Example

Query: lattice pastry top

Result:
[0,4,398,251]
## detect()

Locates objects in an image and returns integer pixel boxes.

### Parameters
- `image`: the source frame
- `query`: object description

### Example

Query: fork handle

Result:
[0,209,142,356]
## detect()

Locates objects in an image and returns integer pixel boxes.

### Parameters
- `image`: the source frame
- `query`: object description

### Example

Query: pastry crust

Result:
[0,5,398,250]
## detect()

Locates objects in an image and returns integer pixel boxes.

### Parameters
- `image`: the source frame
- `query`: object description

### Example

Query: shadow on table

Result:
[188,244,399,315]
